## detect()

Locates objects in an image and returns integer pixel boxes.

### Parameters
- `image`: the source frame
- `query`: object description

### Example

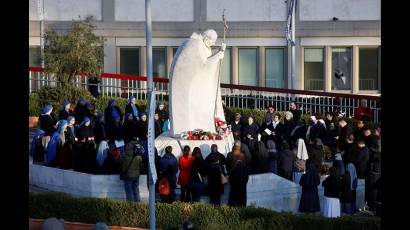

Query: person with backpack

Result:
[120,140,144,202]
[158,146,178,203]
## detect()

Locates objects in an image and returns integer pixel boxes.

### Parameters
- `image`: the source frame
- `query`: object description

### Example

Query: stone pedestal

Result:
[155,132,233,159]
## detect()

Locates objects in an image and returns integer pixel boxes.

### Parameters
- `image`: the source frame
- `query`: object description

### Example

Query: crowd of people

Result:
[30,97,381,217]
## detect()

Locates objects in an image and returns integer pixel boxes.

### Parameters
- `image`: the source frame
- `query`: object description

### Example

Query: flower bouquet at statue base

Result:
[214,117,232,140]
[181,129,219,141]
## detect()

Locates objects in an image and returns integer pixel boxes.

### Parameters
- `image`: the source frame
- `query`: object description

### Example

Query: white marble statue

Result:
[169,29,227,136]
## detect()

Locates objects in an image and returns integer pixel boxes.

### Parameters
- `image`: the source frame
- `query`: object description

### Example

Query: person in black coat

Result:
[289,101,302,123]
[74,98,91,125]
[106,113,124,143]
[228,150,249,207]
[289,119,307,148]
[354,120,366,142]
[93,113,107,144]
[324,122,338,152]
[39,104,56,137]
[307,138,324,171]
[58,99,72,120]
[341,163,358,214]
[325,112,336,130]
[123,113,140,143]
[154,113,162,138]
[189,147,206,202]
[322,167,342,217]
[104,99,123,126]
[158,146,178,203]
[299,159,321,214]
[278,141,295,181]
[76,117,94,142]
[242,117,259,152]
[87,76,101,98]
[355,139,370,179]
[283,111,296,145]
[205,144,226,206]
[73,137,98,174]
[230,113,243,141]
[125,95,141,121]
[156,103,168,123]
[337,118,353,152]
[138,113,148,141]
[342,134,356,165]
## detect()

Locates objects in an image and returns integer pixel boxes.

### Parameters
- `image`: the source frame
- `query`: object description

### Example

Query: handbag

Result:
[120,155,136,180]
[158,177,171,195]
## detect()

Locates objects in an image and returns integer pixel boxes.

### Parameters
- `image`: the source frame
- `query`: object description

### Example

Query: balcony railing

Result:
[29,67,381,123]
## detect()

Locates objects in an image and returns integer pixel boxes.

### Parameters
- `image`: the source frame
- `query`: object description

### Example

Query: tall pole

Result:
[38,0,45,68]
[290,0,296,91]
[145,0,156,230]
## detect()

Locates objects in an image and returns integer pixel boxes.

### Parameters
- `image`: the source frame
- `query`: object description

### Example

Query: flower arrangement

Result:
[214,117,231,137]
[180,118,232,141]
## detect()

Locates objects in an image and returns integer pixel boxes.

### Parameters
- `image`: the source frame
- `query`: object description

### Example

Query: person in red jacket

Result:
[354,99,372,121]
[178,145,194,202]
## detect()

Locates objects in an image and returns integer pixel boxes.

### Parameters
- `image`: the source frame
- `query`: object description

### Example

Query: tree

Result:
[44,16,104,88]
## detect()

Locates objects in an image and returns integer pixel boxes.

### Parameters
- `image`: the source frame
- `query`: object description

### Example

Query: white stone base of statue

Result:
[155,132,234,159]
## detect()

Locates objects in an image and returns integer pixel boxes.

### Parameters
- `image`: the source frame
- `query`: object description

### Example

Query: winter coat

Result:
[178,154,194,186]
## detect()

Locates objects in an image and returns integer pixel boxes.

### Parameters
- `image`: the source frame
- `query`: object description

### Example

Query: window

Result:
[119,48,140,75]
[332,47,352,90]
[238,48,258,86]
[304,48,324,90]
[220,48,231,84]
[359,47,379,90]
[29,47,41,66]
[265,48,285,88]
[153,48,166,78]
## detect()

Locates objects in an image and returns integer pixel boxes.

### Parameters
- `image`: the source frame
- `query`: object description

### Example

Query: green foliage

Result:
[35,86,94,116]
[29,192,380,230]
[29,93,41,116]
[44,16,103,87]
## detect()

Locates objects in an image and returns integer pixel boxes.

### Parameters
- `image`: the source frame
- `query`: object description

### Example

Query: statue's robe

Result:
[169,33,225,136]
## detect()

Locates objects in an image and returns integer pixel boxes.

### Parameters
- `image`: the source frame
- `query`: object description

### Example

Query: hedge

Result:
[29,192,381,230]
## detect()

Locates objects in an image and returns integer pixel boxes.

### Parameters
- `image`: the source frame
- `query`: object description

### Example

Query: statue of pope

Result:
[169,29,227,137]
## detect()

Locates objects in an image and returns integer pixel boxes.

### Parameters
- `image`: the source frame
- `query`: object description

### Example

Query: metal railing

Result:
[29,67,381,123]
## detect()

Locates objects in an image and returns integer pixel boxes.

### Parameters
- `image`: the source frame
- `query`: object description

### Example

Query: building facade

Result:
[29,0,381,95]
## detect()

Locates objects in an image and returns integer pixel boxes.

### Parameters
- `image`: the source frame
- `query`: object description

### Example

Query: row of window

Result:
[29,46,380,91]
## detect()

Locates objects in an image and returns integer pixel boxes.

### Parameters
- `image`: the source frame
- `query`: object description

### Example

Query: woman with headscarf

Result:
[189,147,206,202]
[293,138,309,184]
[341,163,357,215]
[299,159,321,214]
[74,98,90,124]
[123,113,139,143]
[30,129,46,163]
[93,113,107,144]
[106,112,124,144]
[104,99,123,126]
[58,116,77,169]
[125,95,140,121]
[322,167,342,218]
[45,120,68,167]
[58,99,72,120]
[77,117,94,142]
[39,104,55,149]
[228,146,249,207]
[156,103,168,123]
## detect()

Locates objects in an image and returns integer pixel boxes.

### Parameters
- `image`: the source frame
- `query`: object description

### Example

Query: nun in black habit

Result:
[299,159,321,213]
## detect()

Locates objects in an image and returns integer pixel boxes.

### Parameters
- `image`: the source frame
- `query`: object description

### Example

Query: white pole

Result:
[145,1,156,230]
[290,0,296,91]
[38,0,45,68]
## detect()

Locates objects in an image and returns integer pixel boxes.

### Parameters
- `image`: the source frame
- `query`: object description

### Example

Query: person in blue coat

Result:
[125,95,141,121]
[30,129,46,163]
[45,120,68,167]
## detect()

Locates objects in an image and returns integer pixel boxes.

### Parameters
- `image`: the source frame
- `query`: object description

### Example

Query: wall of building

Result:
[29,0,102,21]
[206,0,286,21]
[300,0,381,21]
[114,0,194,22]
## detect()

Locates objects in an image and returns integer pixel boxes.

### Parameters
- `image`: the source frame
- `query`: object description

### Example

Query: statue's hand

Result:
[217,51,225,60]
[221,43,226,51]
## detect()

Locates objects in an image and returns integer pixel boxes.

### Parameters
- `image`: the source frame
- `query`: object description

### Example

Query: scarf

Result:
[131,104,139,118]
